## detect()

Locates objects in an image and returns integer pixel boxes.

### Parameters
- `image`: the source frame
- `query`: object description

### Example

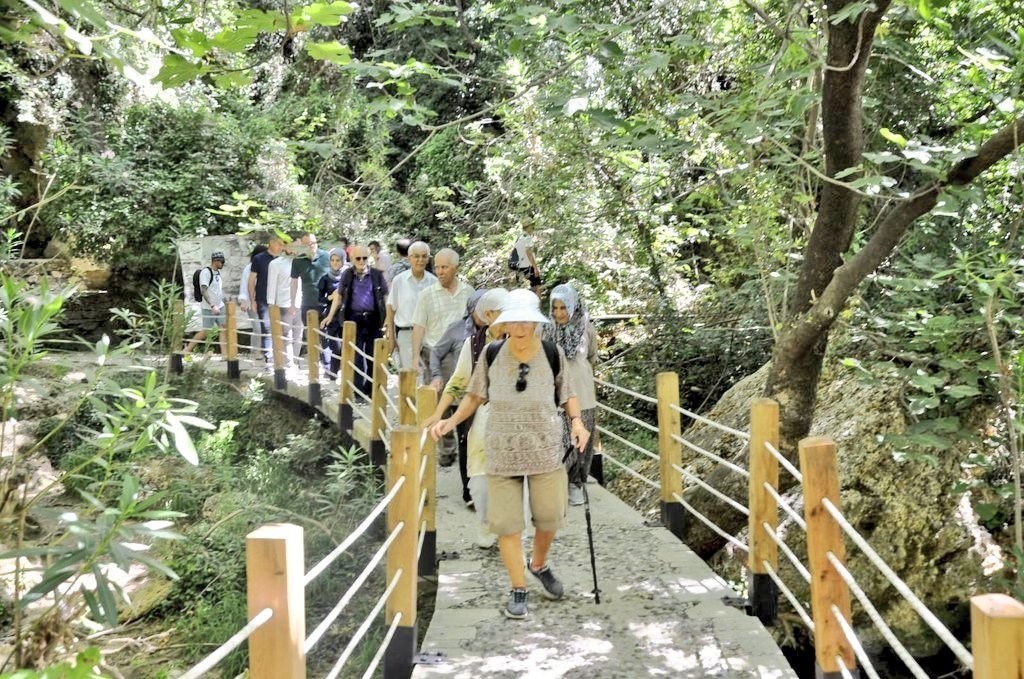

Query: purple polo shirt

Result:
[350,270,375,312]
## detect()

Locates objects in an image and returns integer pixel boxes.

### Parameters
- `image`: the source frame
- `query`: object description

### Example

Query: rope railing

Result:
[668,401,750,440]
[761,522,811,583]
[404,395,418,416]
[304,478,406,586]
[764,440,803,483]
[348,360,373,384]
[671,462,748,516]
[671,491,747,552]
[593,376,659,404]
[596,425,660,463]
[323,566,404,679]
[827,552,929,679]
[601,449,659,489]
[303,507,406,654]
[832,602,880,679]
[820,497,973,669]
[596,402,660,434]
[351,341,373,362]
[672,433,749,477]
[380,387,398,413]
[763,561,814,631]
[362,611,404,679]
[763,482,806,530]
[178,607,273,679]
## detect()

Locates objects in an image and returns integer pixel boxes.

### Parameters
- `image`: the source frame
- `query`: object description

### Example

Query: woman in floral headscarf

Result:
[543,284,597,506]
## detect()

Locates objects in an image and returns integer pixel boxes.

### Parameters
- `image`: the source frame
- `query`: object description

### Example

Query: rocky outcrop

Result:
[0,257,113,341]
[608,361,1002,657]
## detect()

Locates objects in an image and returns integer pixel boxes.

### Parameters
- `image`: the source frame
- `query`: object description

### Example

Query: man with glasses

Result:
[321,244,388,398]
[429,289,590,620]
[385,241,436,370]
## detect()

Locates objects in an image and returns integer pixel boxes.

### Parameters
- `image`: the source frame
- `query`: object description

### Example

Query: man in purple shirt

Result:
[321,244,389,397]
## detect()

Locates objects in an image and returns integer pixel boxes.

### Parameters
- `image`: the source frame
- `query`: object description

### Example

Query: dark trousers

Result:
[456,415,473,503]
[352,315,382,397]
[299,304,328,369]
[256,303,272,361]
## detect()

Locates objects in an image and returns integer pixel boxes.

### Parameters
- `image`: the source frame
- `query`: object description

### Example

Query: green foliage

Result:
[0,647,108,678]
[109,281,187,353]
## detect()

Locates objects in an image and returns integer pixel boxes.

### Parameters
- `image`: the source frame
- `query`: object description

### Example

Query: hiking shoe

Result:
[528,563,565,600]
[504,588,528,619]
[568,483,584,506]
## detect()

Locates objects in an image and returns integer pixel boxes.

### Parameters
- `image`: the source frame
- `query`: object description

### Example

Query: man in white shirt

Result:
[266,238,303,367]
[185,251,227,356]
[412,248,475,384]
[385,241,436,370]
[513,221,542,295]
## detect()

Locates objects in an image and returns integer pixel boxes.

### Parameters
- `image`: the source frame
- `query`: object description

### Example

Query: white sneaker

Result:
[476,523,495,549]
[568,483,584,506]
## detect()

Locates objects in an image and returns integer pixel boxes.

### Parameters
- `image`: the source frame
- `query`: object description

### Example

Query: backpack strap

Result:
[484,339,561,406]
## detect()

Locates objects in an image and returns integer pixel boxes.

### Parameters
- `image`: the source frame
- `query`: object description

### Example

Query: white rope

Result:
[313,326,342,343]
[831,602,880,679]
[596,402,660,434]
[351,342,373,362]
[762,561,814,632]
[178,607,273,679]
[378,430,392,451]
[827,552,931,679]
[672,463,748,516]
[305,478,406,586]
[348,360,372,383]
[380,388,397,413]
[593,377,659,404]
[361,611,404,679]
[763,481,807,530]
[305,519,404,655]
[419,453,429,483]
[671,433,750,477]
[672,491,747,552]
[764,440,803,483]
[596,425,660,462]
[417,519,427,557]
[404,395,418,415]
[668,402,750,440]
[602,451,660,489]
[821,498,973,669]
[835,655,857,679]
[761,522,811,582]
[323,567,404,679]
[349,399,371,423]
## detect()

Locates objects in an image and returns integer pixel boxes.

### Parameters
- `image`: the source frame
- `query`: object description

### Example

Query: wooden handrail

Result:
[416,385,438,576]
[385,426,421,678]
[226,301,240,379]
[747,398,780,625]
[306,309,321,406]
[247,523,305,679]
[369,337,389,466]
[971,593,1024,678]
[269,305,286,390]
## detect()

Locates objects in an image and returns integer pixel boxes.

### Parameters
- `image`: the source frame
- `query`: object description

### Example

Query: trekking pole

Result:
[581,481,601,604]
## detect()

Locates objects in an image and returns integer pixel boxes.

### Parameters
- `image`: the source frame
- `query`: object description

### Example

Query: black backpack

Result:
[507,246,520,270]
[485,339,561,405]
[191,266,211,302]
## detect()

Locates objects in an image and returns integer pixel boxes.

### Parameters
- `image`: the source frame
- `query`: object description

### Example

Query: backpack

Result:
[507,246,521,270]
[191,266,211,302]
[485,339,561,405]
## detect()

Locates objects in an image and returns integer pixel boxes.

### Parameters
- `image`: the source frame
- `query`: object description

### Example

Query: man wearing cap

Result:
[185,251,227,356]
[429,289,590,619]
[385,241,436,370]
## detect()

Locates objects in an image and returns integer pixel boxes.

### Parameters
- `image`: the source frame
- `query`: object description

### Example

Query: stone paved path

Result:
[413,465,797,678]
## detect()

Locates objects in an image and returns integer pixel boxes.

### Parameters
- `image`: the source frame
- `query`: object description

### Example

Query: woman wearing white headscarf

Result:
[543,284,597,506]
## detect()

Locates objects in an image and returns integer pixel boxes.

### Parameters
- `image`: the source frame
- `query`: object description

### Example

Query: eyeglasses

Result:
[516,363,530,392]
[353,256,368,261]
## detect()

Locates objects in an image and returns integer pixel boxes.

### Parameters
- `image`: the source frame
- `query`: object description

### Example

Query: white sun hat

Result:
[493,289,550,326]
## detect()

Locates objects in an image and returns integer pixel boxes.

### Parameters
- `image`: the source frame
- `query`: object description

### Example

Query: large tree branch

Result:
[781,115,1024,358]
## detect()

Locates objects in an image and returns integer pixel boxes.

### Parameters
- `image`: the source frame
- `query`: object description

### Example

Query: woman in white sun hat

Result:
[429,288,590,620]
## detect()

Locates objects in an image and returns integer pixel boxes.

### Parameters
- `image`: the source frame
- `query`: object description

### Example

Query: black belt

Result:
[396,326,412,332]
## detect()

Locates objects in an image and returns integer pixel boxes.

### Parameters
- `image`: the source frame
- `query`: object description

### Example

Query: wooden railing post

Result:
[385,426,420,679]
[338,321,357,436]
[169,299,184,374]
[269,305,287,390]
[247,523,306,679]
[971,593,1024,678]
[748,398,780,625]
[416,385,438,576]
[799,437,856,678]
[225,301,240,379]
[655,372,685,540]
[306,309,321,407]
[398,369,417,426]
[369,337,389,467]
